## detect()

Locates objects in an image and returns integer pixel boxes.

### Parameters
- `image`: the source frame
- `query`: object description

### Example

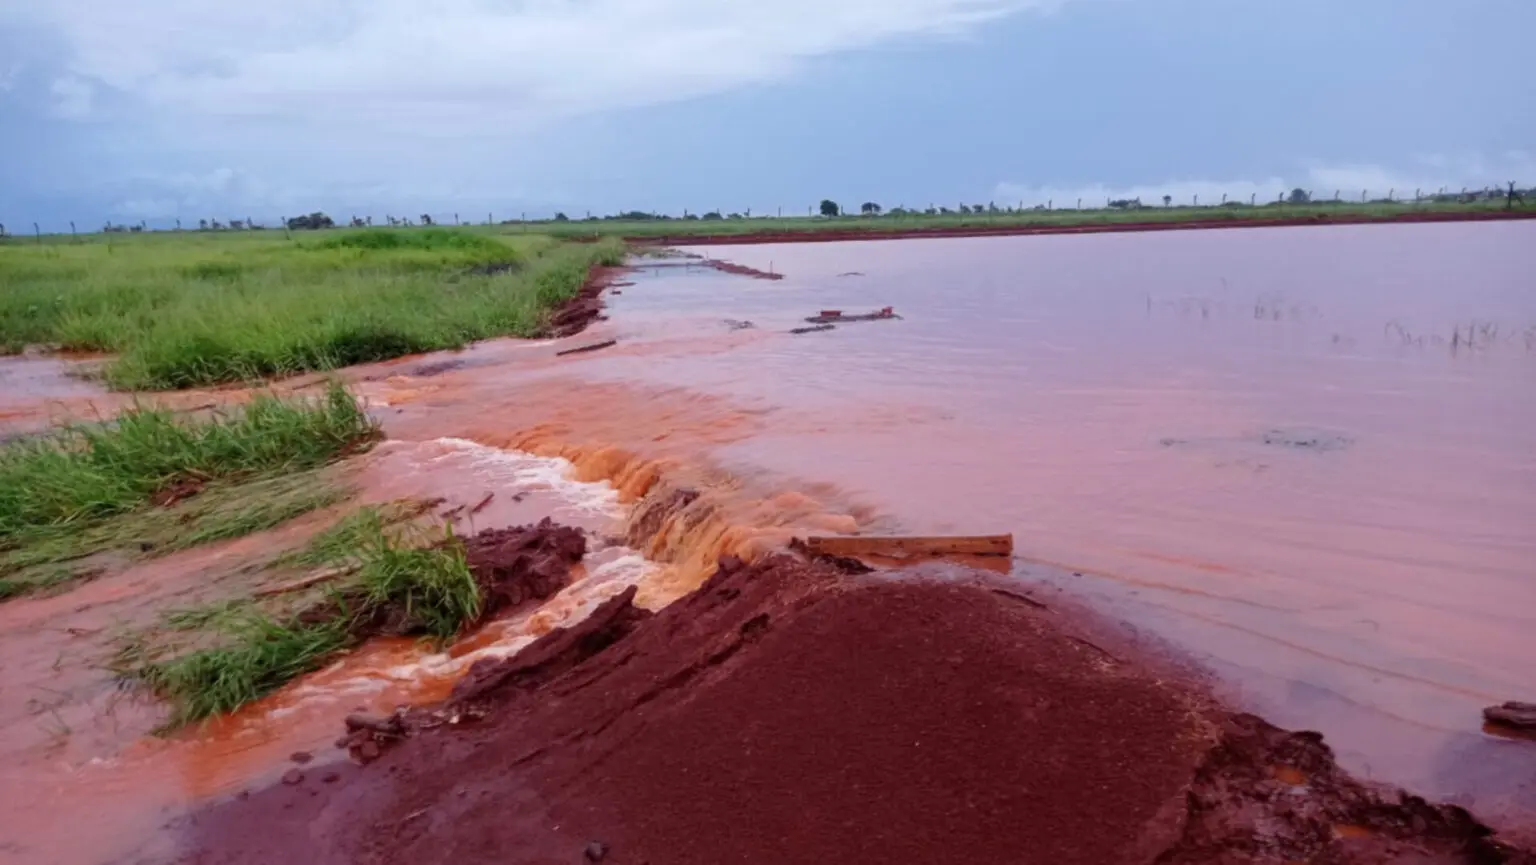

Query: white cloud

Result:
[995,152,1536,208]
[13,0,1054,127]
[0,61,19,92]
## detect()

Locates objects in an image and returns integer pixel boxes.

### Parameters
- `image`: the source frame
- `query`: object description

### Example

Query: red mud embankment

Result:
[629,208,1536,247]
[540,266,631,339]
[172,555,1533,865]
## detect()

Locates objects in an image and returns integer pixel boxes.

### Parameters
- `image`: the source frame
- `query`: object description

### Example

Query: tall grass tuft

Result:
[123,506,481,724]
[128,613,354,724]
[0,382,376,540]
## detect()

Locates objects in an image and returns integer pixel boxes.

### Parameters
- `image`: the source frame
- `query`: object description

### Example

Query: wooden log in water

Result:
[556,339,617,357]
[804,534,1014,559]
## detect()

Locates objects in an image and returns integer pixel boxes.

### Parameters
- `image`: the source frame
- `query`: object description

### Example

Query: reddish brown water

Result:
[1,221,1532,861]
[581,223,1535,823]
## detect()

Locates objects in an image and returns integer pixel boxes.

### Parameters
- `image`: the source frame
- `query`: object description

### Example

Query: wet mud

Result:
[459,518,586,621]
[172,555,1533,865]
[632,208,1536,246]
[539,265,628,339]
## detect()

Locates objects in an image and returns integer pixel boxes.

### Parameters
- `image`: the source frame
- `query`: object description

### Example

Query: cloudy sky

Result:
[1,0,1532,228]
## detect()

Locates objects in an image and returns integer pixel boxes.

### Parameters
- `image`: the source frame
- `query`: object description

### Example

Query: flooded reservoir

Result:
[581,221,1536,819]
[1,220,1533,862]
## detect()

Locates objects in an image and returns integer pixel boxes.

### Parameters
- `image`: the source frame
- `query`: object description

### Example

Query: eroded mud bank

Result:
[172,554,1535,865]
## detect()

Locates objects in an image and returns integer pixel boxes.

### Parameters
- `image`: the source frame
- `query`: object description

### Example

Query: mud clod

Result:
[280,769,304,786]
[584,841,609,862]
[460,518,586,623]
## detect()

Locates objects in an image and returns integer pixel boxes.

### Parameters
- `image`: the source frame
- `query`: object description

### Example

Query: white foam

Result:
[429,437,625,518]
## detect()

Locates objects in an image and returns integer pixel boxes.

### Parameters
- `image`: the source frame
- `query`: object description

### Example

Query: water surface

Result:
[591,222,1536,818]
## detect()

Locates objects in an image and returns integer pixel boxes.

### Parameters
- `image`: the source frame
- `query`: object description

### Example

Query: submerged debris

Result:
[1258,427,1353,452]
[555,340,617,357]
[804,306,900,324]
[1485,701,1536,732]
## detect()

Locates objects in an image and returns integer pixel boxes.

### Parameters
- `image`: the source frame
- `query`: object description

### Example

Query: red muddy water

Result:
[583,222,1536,826]
[1,220,1532,861]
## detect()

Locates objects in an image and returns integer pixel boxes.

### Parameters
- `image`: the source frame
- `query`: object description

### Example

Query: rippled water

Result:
[583,222,1536,818]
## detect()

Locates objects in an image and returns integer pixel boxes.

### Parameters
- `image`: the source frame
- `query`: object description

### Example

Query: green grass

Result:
[0,381,375,541]
[502,196,1531,240]
[118,505,480,724]
[124,612,354,724]
[0,228,624,388]
[0,471,348,585]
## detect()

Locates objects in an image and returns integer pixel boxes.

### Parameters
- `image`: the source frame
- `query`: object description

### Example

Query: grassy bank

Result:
[117,505,478,724]
[0,229,624,389]
[0,383,377,599]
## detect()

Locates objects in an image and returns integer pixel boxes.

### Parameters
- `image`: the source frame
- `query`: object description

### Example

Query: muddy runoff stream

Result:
[0,221,1531,862]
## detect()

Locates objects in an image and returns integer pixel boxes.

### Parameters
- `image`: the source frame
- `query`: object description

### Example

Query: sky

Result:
[1,0,1533,229]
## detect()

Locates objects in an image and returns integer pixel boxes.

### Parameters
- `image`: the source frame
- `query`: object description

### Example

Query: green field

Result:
[519,195,1530,240]
[0,228,623,390]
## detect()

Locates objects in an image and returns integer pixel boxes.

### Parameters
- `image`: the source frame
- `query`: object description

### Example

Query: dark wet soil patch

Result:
[459,517,586,622]
[171,554,1531,865]
[539,266,627,339]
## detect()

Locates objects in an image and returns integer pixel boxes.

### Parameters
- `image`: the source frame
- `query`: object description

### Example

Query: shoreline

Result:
[623,207,1536,246]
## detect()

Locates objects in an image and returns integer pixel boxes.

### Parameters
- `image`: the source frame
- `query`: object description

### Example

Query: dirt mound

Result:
[460,517,586,622]
[171,556,1531,865]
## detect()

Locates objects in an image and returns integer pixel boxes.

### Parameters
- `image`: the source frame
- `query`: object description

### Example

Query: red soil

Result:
[459,517,586,622]
[628,208,1536,247]
[170,555,1531,865]
[540,265,631,339]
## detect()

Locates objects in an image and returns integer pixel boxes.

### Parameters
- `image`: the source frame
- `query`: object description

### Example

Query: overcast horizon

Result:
[2,0,1533,230]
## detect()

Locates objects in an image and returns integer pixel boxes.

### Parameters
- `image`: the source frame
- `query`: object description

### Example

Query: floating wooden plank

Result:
[804,307,899,325]
[555,339,617,357]
[804,534,1013,559]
